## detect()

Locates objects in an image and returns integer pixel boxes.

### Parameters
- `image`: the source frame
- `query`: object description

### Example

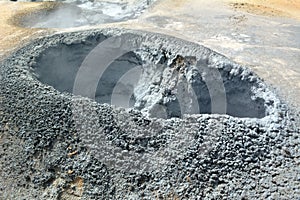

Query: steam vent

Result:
[0,29,299,199]
[21,0,157,28]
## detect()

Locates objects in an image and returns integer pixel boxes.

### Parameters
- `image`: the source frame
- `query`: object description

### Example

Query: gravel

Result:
[0,28,299,199]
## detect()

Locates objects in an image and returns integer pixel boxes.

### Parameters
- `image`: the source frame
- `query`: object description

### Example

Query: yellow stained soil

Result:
[61,177,84,199]
[228,0,300,20]
[1,0,299,59]
[0,2,55,58]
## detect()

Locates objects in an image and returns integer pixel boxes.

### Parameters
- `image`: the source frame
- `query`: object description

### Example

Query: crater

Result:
[0,29,294,200]
[31,31,270,119]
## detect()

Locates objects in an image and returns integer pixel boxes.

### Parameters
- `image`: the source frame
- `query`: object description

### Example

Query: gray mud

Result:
[0,28,299,199]
[21,0,156,28]
[34,36,266,118]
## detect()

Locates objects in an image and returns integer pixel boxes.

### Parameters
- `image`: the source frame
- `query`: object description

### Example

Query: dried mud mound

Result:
[0,29,299,199]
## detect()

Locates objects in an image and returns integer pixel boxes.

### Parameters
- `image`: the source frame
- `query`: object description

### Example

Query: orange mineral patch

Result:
[66,177,84,197]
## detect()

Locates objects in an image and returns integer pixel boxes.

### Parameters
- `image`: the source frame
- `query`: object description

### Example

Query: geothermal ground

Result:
[0,0,300,199]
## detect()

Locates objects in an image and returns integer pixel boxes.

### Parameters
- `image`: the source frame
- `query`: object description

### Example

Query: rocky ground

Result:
[1,28,300,199]
[0,0,300,199]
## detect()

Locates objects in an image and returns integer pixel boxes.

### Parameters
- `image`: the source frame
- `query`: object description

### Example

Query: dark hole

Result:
[33,36,266,119]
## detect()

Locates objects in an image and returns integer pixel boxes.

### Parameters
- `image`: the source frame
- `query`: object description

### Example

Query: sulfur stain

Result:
[229,0,300,20]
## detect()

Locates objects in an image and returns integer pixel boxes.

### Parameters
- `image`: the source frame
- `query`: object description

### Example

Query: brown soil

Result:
[228,0,300,20]
[0,2,55,59]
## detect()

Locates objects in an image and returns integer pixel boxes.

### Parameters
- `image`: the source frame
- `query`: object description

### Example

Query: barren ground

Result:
[0,0,299,198]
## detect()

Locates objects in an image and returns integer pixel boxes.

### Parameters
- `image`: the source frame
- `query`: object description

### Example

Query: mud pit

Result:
[0,29,299,199]
[21,0,156,28]
[34,33,266,118]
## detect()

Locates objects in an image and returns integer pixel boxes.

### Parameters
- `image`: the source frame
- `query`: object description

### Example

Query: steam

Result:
[24,0,156,28]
